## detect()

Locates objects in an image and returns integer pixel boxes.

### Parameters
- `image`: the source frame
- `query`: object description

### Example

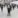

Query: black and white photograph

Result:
[0,0,18,18]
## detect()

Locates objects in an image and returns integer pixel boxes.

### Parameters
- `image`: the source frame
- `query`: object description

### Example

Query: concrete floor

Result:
[0,6,18,18]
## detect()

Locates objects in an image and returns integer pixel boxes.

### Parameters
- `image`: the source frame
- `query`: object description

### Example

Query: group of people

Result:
[0,0,17,16]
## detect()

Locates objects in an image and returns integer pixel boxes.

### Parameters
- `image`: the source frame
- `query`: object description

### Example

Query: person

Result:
[7,4,12,16]
[12,4,16,10]
[0,0,5,12]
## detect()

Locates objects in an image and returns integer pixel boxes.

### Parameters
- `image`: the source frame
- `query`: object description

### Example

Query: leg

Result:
[12,4,14,10]
[7,8,11,16]
[8,8,10,14]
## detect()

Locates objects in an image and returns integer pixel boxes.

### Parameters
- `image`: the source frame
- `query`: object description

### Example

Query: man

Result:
[12,4,16,10]
[0,0,5,12]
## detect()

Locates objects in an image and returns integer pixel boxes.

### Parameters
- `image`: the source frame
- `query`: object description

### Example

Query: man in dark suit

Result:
[0,4,5,12]
[12,4,16,10]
